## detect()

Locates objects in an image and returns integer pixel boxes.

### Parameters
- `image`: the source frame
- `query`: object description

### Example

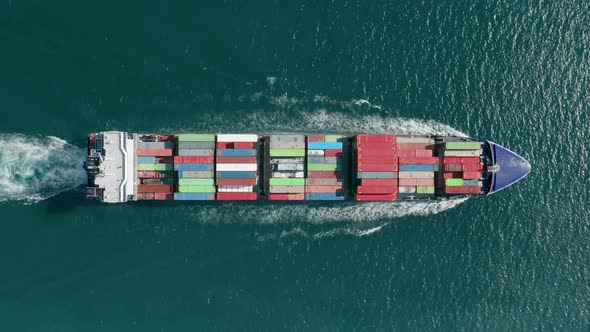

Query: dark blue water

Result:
[0,1,589,330]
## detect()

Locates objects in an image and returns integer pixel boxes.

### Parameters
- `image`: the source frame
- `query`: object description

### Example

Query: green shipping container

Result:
[137,164,156,171]
[269,178,306,186]
[178,178,215,186]
[153,164,174,171]
[445,178,464,186]
[307,163,344,171]
[445,141,481,150]
[269,149,306,157]
[177,134,216,142]
[324,135,347,142]
[417,186,435,194]
[178,185,216,193]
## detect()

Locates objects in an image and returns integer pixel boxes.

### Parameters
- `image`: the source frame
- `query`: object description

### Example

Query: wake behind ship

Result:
[84,132,530,203]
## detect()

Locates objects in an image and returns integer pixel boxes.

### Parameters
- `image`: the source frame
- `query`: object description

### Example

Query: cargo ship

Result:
[84,132,530,203]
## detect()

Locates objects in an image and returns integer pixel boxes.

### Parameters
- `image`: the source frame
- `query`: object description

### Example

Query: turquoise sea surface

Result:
[0,1,588,330]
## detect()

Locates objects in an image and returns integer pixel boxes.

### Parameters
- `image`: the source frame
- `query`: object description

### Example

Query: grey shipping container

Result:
[269,135,305,143]
[357,172,398,179]
[269,141,306,149]
[276,163,305,171]
[179,171,214,178]
[269,185,306,193]
[178,149,215,156]
[178,142,216,149]
[138,141,175,149]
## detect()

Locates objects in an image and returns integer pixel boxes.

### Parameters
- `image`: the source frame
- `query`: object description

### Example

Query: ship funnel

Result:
[487,141,531,194]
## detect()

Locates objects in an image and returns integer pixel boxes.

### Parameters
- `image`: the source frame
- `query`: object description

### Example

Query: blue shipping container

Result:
[305,193,346,200]
[216,171,257,178]
[217,149,257,157]
[307,142,343,150]
[137,156,157,164]
[399,164,439,172]
[174,163,215,171]
[174,193,215,200]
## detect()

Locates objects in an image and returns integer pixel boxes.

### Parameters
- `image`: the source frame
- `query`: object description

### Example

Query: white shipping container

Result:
[272,171,305,178]
[398,171,435,179]
[271,158,304,164]
[307,150,325,156]
[216,163,258,171]
[276,163,305,171]
[216,134,259,142]
[444,149,482,157]
[396,136,434,143]
[399,186,417,193]
[218,186,255,192]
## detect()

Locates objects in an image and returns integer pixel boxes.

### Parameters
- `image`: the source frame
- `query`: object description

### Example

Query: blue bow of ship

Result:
[83,132,530,203]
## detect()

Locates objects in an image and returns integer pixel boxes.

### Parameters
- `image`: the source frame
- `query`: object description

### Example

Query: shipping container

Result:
[269,149,305,157]
[445,178,464,186]
[398,178,435,186]
[269,186,306,193]
[216,178,258,186]
[357,148,398,156]
[356,141,396,150]
[324,149,344,157]
[275,163,305,171]
[415,150,434,157]
[398,157,438,164]
[141,178,174,185]
[216,171,257,179]
[396,143,435,150]
[307,150,325,156]
[398,171,435,179]
[216,142,233,149]
[306,171,343,178]
[137,185,173,193]
[360,179,398,186]
[356,134,396,142]
[305,193,346,200]
[216,192,258,200]
[137,149,173,157]
[269,135,306,143]
[357,155,398,164]
[269,178,305,186]
[307,142,343,150]
[177,134,215,142]
[307,163,345,171]
[398,164,439,172]
[416,186,435,194]
[443,172,462,179]
[154,193,174,200]
[216,156,257,164]
[216,134,258,142]
[305,185,344,193]
[443,157,461,164]
[137,156,157,164]
[462,171,482,179]
[177,149,215,157]
[178,142,215,149]
[137,164,174,171]
[445,186,482,194]
[357,186,397,194]
[217,186,255,192]
[272,171,305,178]
[270,141,306,149]
[306,157,343,164]
[307,135,325,142]
[233,142,255,149]
[460,157,482,165]
[463,180,483,186]
[324,135,346,142]
[174,193,215,200]
[216,163,258,172]
[446,141,481,150]
[268,193,290,200]
[462,163,483,172]
[138,141,175,149]
[357,172,397,179]
[174,156,214,164]
[305,178,344,186]
[174,163,214,171]
[178,178,215,186]
[396,137,433,143]
[137,171,174,178]
[178,171,214,178]
[358,164,398,172]
[444,164,463,172]
[399,186,417,193]
[355,194,396,201]
[217,149,257,157]
[178,185,216,193]
[444,150,481,157]
[137,193,155,200]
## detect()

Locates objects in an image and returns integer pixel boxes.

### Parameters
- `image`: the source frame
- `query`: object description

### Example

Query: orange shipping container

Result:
[305,185,344,193]
[137,185,173,193]
[137,149,173,157]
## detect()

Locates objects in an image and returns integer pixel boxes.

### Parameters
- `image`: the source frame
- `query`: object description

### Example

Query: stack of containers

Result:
[216,134,259,201]
[355,134,398,201]
[268,135,306,201]
[173,134,216,200]
[136,136,175,200]
[396,136,438,198]
[305,135,346,200]
[443,141,483,195]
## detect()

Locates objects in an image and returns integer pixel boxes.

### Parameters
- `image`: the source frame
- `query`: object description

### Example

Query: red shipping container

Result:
[137,171,158,178]
[357,148,398,157]
[397,150,416,157]
[358,163,397,172]
[307,135,325,142]
[137,185,173,193]
[217,192,258,201]
[268,194,289,201]
[462,163,483,171]
[445,186,482,194]
[306,171,343,178]
[444,157,461,164]
[445,164,462,172]
[356,194,397,201]
[216,178,258,186]
[357,186,398,194]
[357,141,396,150]
[324,149,343,157]
[216,142,233,149]
[397,143,435,150]
[137,193,155,200]
[356,134,396,142]
[305,185,344,193]
[154,193,174,200]
[460,157,481,165]
[358,155,398,164]
[137,149,173,157]
[399,178,435,186]
[462,172,481,179]
[398,157,438,164]
[233,142,254,149]
[415,149,434,157]
[216,156,258,164]
[174,156,215,164]
[360,179,398,187]
[443,172,462,179]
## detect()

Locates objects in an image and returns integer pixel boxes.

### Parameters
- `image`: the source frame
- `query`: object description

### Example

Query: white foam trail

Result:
[0,135,86,204]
